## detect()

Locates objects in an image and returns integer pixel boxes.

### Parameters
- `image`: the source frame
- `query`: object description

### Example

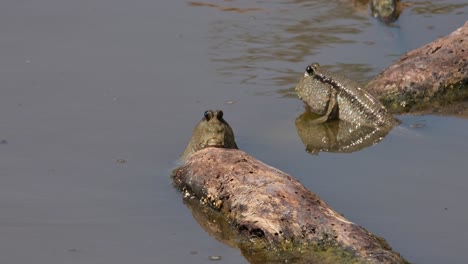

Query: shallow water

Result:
[0,0,467,263]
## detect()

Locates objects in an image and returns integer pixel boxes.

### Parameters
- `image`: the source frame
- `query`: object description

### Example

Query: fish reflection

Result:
[295,110,391,154]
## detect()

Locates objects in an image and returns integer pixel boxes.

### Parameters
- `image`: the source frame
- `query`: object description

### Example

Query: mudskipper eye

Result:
[216,110,224,119]
[306,65,314,75]
[204,110,211,120]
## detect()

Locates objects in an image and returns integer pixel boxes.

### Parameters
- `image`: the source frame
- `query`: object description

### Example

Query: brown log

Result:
[366,21,468,113]
[173,148,409,264]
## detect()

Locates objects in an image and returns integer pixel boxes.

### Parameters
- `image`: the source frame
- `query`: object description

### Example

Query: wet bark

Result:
[366,21,468,113]
[173,147,409,264]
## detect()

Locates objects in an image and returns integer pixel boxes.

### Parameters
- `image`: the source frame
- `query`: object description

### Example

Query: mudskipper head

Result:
[180,110,238,161]
[370,0,398,23]
[295,63,321,93]
[295,63,319,98]
[295,63,334,116]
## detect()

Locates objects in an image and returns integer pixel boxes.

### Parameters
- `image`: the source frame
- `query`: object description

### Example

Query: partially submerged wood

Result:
[173,147,409,264]
[366,21,468,113]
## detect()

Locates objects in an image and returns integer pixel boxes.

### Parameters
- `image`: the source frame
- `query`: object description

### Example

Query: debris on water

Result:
[410,123,426,129]
[363,40,375,45]
[116,159,126,164]
[189,250,198,255]
[225,100,237,105]
[208,255,222,261]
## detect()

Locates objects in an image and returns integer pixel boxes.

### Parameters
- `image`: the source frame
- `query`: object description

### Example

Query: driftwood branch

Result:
[366,21,468,113]
[173,148,409,264]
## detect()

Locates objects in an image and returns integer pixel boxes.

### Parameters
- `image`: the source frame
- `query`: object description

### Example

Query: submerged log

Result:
[173,147,409,264]
[295,110,391,154]
[366,21,468,113]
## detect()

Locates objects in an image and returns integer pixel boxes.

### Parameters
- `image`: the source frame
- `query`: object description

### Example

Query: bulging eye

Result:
[306,63,320,75]
[216,110,223,119]
[204,110,211,120]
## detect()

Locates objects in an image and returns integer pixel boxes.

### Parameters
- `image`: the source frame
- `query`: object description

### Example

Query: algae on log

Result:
[366,21,468,113]
[173,147,409,264]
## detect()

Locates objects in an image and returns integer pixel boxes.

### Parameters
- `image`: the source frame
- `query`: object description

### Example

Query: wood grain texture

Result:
[367,21,468,113]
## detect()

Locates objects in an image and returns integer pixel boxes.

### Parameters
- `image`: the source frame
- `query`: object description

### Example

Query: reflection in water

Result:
[202,0,373,88]
[184,197,357,264]
[369,0,468,23]
[369,0,407,23]
[188,1,266,13]
[295,110,391,154]
[410,1,468,14]
[183,197,240,248]
[190,0,467,96]
[183,198,294,264]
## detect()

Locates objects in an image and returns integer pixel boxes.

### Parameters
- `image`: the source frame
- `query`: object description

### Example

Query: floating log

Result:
[173,147,409,264]
[366,21,468,113]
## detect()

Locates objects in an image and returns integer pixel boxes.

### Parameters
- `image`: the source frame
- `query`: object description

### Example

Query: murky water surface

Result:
[1,0,467,263]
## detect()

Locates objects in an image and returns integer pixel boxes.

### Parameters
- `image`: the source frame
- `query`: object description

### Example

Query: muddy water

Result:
[0,0,467,263]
